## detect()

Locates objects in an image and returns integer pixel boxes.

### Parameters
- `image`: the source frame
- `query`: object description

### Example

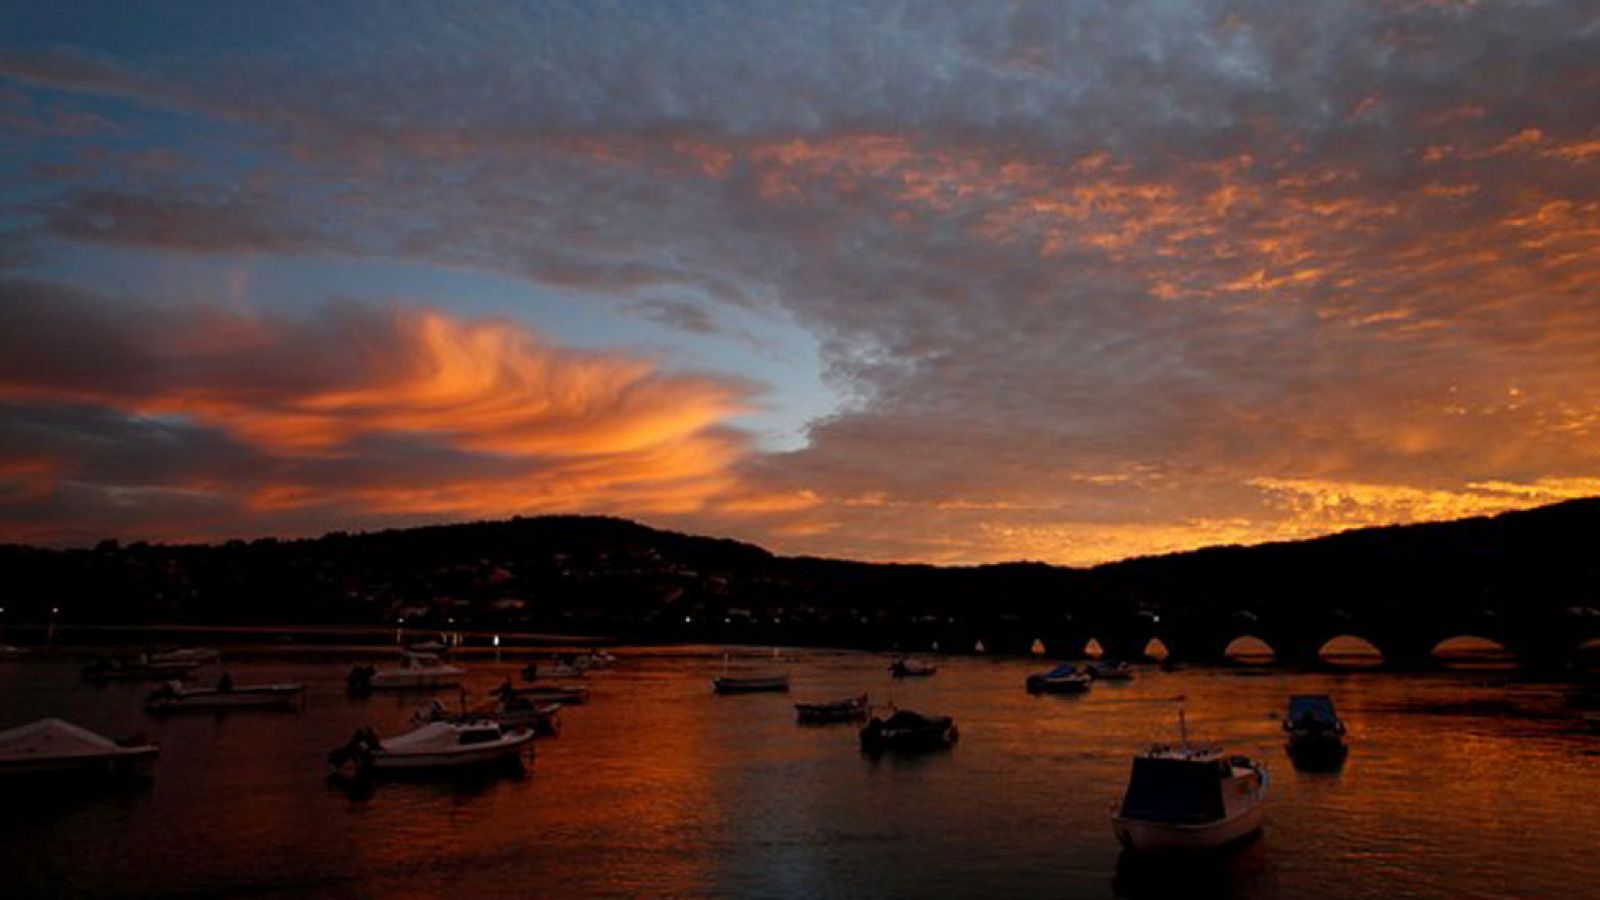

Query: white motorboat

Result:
[1112,742,1268,853]
[349,652,465,691]
[328,720,533,775]
[889,658,937,678]
[144,677,304,712]
[0,718,159,777]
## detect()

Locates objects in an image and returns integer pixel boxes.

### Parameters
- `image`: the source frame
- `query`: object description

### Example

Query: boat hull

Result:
[1286,735,1348,770]
[1027,676,1090,694]
[796,696,869,723]
[146,686,303,712]
[371,733,534,771]
[0,747,158,779]
[1113,802,1264,853]
[713,677,789,694]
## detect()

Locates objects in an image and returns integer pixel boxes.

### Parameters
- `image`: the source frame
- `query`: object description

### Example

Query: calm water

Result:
[2,647,1598,898]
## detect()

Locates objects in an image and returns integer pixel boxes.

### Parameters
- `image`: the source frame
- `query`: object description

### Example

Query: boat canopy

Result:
[1287,695,1339,725]
[1040,664,1080,679]
[882,711,943,730]
[0,718,130,759]
[1118,756,1229,824]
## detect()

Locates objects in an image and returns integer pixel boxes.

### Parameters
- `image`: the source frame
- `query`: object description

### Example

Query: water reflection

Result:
[0,648,1596,897]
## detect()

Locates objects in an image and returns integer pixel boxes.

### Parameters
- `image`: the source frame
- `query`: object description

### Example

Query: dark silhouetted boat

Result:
[1026,663,1091,694]
[144,676,303,713]
[859,710,958,754]
[1088,660,1135,681]
[712,672,790,694]
[795,694,869,723]
[499,681,590,705]
[1283,694,1348,769]
[81,655,204,683]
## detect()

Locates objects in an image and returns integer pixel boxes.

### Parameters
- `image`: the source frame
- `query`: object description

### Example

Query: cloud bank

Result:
[3,1,1600,562]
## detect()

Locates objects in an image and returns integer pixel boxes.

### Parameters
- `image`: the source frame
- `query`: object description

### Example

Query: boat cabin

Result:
[1285,695,1343,732]
[1118,749,1238,825]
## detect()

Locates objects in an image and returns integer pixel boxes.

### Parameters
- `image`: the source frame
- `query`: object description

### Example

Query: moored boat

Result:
[1112,742,1268,853]
[500,681,590,705]
[712,672,790,694]
[81,655,204,683]
[859,710,958,754]
[1027,663,1092,694]
[147,646,221,666]
[0,645,29,660]
[889,658,937,678]
[144,676,304,713]
[795,693,870,723]
[1088,660,1135,681]
[328,720,533,776]
[348,652,465,692]
[1283,694,1348,769]
[0,718,159,778]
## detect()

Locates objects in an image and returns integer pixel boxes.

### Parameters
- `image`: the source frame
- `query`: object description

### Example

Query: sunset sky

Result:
[3,1,1600,564]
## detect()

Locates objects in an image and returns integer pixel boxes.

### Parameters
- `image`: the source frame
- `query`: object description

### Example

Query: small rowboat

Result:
[795,694,869,724]
[328,720,533,776]
[1026,664,1091,694]
[712,672,790,694]
[859,710,958,755]
[0,718,158,778]
[144,679,304,713]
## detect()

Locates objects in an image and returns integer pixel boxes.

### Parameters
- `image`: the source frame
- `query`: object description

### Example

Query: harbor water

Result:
[2,647,1598,898]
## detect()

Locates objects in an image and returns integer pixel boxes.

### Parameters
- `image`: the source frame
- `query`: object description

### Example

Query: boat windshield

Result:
[458,727,502,745]
[1287,695,1338,724]
[1118,757,1228,824]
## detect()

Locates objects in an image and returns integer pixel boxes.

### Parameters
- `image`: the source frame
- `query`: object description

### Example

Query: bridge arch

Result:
[1142,637,1170,662]
[1083,638,1105,660]
[1430,635,1516,670]
[1318,634,1384,668]
[1223,634,1276,666]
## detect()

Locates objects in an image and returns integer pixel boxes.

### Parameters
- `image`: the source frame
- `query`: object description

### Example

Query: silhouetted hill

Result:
[4,499,1600,664]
